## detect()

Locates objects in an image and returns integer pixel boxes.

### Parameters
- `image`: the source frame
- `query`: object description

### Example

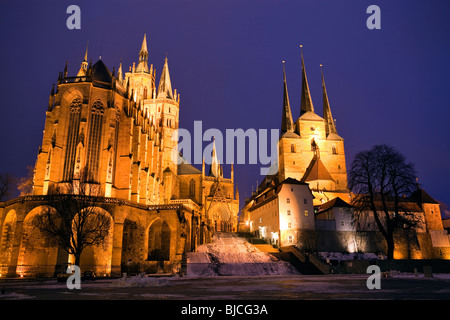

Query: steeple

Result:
[77,43,89,77]
[117,62,123,84]
[136,34,149,73]
[300,45,314,116]
[209,137,221,178]
[157,57,174,99]
[281,61,294,134]
[321,65,338,136]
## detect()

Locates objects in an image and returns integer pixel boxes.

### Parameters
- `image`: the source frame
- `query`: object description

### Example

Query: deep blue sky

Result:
[0,0,449,217]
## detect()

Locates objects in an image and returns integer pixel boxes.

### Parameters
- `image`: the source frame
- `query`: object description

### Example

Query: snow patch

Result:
[187,233,299,277]
[109,274,176,287]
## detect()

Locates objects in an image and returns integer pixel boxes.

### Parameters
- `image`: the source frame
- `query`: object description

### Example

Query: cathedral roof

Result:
[410,188,439,205]
[299,111,324,121]
[326,132,343,141]
[90,60,113,84]
[302,155,335,183]
[280,131,300,139]
[178,162,202,175]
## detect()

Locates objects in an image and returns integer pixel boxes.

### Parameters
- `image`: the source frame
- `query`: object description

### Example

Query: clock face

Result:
[310,126,315,132]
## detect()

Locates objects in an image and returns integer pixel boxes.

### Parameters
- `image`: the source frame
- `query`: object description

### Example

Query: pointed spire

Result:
[83,42,88,62]
[321,65,337,136]
[157,57,174,99]
[48,84,55,111]
[64,61,68,78]
[136,34,149,73]
[117,62,123,84]
[281,61,294,134]
[300,45,314,115]
[141,33,148,52]
[77,43,89,77]
[209,137,220,178]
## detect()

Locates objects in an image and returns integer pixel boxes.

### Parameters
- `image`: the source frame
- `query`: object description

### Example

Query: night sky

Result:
[0,0,449,217]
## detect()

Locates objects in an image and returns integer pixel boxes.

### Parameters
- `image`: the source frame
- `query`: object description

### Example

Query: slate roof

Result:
[90,60,112,84]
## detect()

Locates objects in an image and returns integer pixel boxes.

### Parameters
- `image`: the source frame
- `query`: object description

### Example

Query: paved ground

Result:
[1,273,449,300]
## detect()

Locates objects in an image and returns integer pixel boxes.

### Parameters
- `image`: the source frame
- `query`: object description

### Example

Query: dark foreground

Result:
[1,273,450,300]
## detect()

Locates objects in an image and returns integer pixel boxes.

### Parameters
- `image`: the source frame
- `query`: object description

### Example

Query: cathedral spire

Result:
[281,61,294,134]
[77,43,89,77]
[117,62,123,84]
[157,57,174,99]
[209,137,221,178]
[321,65,337,136]
[300,45,315,116]
[136,34,149,73]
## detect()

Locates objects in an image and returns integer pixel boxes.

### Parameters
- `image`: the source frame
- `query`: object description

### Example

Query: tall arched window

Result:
[63,98,82,181]
[86,100,104,182]
[189,179,195,198]
[143,86,148,99]
[291,144,295,153]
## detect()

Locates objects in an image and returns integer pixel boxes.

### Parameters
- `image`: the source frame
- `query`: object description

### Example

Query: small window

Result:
[291,144,295,153]
[338,164,341,170]
[291,188,293,191]
[304,199,307,204]
[288,236,293,243]
[332,145,337,154]
[287,210,291,216]
[287,198,290,204]
[288,223,291,229]
[304,210,308,216]
[340,221,345,227]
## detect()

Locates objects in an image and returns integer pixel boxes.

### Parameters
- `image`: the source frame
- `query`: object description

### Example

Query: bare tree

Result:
[348,145,421,259]
[0,173,14,201]
[33,169,112,267]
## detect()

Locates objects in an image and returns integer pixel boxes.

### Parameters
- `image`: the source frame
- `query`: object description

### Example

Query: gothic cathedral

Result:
[0,35,239,277]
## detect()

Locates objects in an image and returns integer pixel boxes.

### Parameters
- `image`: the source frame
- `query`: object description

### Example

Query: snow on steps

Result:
[187,232,300,277]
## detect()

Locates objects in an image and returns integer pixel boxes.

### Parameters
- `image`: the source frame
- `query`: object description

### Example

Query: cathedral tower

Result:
[277,47,348,205]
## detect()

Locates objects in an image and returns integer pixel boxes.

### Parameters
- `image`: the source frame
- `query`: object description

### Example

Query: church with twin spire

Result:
[239,48,448,260]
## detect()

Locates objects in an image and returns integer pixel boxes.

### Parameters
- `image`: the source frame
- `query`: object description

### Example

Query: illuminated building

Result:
[0,35,239,277]
[240,49,450,260]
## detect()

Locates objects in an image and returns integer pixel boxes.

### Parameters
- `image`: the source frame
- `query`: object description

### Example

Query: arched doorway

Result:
[76,207,114,276]
[121,216,146,274]
[147,219,171,261]
[17,206,59,277]
[0,210,17,275]
[209,203,232,232]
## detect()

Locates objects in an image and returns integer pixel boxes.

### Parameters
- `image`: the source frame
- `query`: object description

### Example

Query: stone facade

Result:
[0,35,239,277]
[239,50,450,261]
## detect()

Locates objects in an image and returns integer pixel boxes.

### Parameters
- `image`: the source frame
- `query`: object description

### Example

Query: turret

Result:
[76,43,89,77]
[157,57,174,99]
[136,34,149,73]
